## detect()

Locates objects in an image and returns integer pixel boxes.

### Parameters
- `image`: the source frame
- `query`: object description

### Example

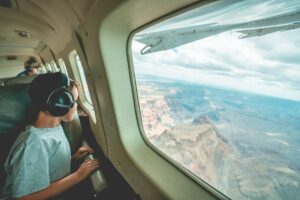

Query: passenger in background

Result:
[1,72,100,200]
[16,56,40,77]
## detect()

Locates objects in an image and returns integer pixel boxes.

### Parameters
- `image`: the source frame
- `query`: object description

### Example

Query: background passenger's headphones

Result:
[25,67,33,75]
[46,87,75,117]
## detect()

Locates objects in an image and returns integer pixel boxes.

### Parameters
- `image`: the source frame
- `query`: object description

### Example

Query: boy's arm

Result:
[17,172,81,200]
[16,159,100,200]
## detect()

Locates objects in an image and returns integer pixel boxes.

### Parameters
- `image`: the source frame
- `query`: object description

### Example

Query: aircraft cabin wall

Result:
[78,0,220,199]
[0,55,37,78]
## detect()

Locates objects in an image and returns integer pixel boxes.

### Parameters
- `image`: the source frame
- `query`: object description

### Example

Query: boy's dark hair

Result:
[29,72,69,111]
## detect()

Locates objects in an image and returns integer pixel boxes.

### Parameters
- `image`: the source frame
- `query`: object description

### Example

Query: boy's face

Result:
[28,68,38,76]
[61,86,78,122]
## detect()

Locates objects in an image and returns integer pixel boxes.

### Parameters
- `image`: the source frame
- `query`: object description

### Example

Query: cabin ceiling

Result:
[0,0,96,75]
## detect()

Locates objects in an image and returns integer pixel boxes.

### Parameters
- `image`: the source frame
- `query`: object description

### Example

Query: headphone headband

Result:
[46,87,62,104]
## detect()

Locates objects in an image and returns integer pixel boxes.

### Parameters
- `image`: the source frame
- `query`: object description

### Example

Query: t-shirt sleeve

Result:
[9,135,50,198]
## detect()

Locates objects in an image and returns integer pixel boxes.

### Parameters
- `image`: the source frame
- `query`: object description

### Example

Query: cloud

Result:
[131,0,300,101]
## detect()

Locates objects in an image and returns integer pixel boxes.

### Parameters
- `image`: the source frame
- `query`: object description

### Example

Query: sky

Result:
[132,0,300,102]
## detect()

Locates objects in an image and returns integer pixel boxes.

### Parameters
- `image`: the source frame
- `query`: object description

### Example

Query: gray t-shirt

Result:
[1,125,71,199]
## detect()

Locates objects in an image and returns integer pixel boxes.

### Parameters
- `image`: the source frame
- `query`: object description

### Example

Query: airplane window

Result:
[130,1,300,200]
[50,60,59,72]
[75,54,93,105]
[39,65,47,74]
[58,58,69,77]
[45,63,52,72]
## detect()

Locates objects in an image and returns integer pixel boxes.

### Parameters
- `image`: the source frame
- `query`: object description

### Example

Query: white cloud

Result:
[131,0,300,102]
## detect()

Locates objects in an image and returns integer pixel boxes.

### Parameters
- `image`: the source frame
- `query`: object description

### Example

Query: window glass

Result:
[39,64,47,74]
[131,1,300,200]
[75,54,93,105]
[58,58,69,77]
[50,60,59,72]
[45,63,52,72]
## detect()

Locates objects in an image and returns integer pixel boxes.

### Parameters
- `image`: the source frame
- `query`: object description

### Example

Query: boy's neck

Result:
[34,111,62,128]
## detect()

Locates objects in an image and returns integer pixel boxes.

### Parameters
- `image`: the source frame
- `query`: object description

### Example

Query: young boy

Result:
[1,72,100,199]
[17,57,40,77]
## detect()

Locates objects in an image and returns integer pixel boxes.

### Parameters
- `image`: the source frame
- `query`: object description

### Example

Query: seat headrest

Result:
[0,84,36,135]
[4,75,38,86]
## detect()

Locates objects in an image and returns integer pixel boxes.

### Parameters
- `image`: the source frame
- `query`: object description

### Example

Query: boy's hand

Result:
[75,159,100,181]
[72,146,95,161]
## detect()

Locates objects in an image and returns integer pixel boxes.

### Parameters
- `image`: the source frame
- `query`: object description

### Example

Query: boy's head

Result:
[24,57,40,76]
[29,72,78,121]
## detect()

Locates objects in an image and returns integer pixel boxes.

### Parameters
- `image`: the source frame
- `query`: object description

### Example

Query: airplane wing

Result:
[238,22,300,39]
[135,11,300,55]
[135,23,237,55]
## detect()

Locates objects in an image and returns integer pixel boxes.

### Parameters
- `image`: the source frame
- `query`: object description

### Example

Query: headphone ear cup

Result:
[47,88,74,117]
[25,67,32,75]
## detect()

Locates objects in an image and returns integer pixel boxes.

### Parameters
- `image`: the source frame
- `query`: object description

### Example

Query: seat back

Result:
[0,78,6,86]
[62,114,82,154]
[4,75,37,86]
[0,84,36,189]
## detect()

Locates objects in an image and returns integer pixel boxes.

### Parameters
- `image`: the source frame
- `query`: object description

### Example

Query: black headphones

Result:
[46,87,75,117]
[25,67,33,75]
